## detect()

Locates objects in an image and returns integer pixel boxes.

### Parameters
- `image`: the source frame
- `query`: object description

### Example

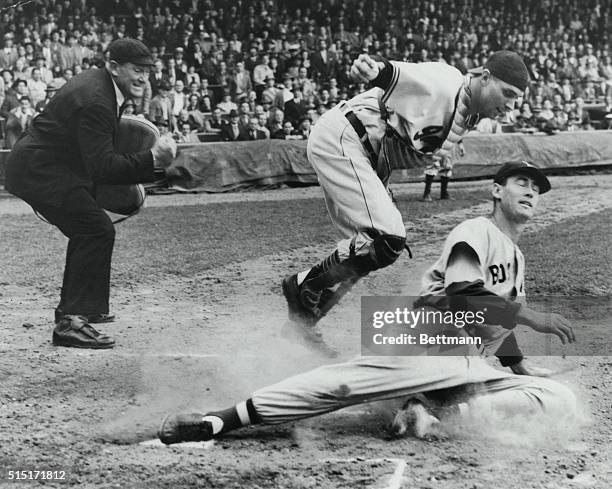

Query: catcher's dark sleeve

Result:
[77,103,155,185]
[370,56,394,91]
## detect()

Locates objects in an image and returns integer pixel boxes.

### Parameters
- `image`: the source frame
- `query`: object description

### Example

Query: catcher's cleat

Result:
[281,274,338,357]
[420,193,433,202]
[389,396,440,439]
[281,274,322,327]
[440,192,453,200]
[158,412,213,445]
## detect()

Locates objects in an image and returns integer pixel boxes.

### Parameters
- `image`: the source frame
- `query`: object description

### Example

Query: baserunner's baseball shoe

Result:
[158,413,213,445]
[389,396,441,439]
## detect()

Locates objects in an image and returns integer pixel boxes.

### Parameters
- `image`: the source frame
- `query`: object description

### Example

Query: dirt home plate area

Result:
[1,174,611,488]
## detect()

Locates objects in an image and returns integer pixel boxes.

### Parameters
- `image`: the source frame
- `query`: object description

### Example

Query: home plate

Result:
[139,439,215,449]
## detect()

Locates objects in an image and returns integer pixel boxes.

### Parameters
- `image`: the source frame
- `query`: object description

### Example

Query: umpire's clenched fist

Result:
[350,54,384,83]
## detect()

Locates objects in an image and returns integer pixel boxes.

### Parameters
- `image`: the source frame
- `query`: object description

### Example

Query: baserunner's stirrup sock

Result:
[203,399,261,435]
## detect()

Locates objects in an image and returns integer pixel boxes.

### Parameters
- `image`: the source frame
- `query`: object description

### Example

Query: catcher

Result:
[158,161,576,444]
[5,38,176,349]
[281,50,530,353]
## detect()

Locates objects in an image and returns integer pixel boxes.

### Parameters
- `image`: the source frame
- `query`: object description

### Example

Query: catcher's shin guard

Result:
[299,233,407,317]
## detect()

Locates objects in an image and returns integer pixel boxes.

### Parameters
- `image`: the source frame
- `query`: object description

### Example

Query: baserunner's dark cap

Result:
[108,38,155,67]
[494,160,551,194]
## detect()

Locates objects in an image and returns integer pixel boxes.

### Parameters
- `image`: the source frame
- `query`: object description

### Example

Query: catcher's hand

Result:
[350,54,383,83]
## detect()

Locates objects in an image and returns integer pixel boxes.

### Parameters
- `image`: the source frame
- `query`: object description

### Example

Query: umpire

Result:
[5,38,176,349]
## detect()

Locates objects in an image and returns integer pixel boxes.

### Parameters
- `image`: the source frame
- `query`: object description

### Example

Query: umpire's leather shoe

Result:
[52,315,115,349]
[158,413,213,445]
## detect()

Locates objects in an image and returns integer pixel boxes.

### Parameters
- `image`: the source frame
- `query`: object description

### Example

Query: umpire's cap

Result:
[494,161,551,194]
[108,38,155,67]
[470,50,530,92]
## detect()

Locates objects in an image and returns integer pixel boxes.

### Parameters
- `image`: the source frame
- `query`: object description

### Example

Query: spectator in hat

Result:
[217,89,238,115]
[253,54,274,99]
[4,38,176,350]
[220,109,247,141]
[261,75,278,105]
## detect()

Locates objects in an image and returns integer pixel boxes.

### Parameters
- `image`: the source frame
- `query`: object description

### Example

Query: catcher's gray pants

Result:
[307,105,405,260]
[251,356,576,425]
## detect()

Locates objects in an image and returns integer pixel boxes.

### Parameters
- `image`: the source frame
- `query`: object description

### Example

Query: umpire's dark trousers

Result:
[27,188,115,317]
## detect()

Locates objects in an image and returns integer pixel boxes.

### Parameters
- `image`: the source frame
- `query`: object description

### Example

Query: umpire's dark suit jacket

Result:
[5,67,158,317]
[5,68,155,207]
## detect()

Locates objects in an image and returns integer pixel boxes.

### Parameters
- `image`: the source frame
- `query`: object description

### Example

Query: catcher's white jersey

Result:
[347,61,465,155]
[420,216,526,299]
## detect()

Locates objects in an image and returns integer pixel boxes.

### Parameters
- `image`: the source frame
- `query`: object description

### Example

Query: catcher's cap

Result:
[469,50,529,92]
[108,38,155,67]
[494,160,551,194]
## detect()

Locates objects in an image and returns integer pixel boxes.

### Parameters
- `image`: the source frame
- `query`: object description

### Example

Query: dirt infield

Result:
[0,175,611,488]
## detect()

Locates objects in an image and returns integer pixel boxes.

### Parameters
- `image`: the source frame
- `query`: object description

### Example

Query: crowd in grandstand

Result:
[1,0,611,147]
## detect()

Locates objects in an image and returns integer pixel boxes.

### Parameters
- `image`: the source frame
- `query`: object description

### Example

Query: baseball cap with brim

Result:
[469,50,530,92]
[108,38,155,67]
[493,160,551,194]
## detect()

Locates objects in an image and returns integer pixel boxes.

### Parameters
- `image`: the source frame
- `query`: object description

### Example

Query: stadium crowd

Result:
[1,0,612,147]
